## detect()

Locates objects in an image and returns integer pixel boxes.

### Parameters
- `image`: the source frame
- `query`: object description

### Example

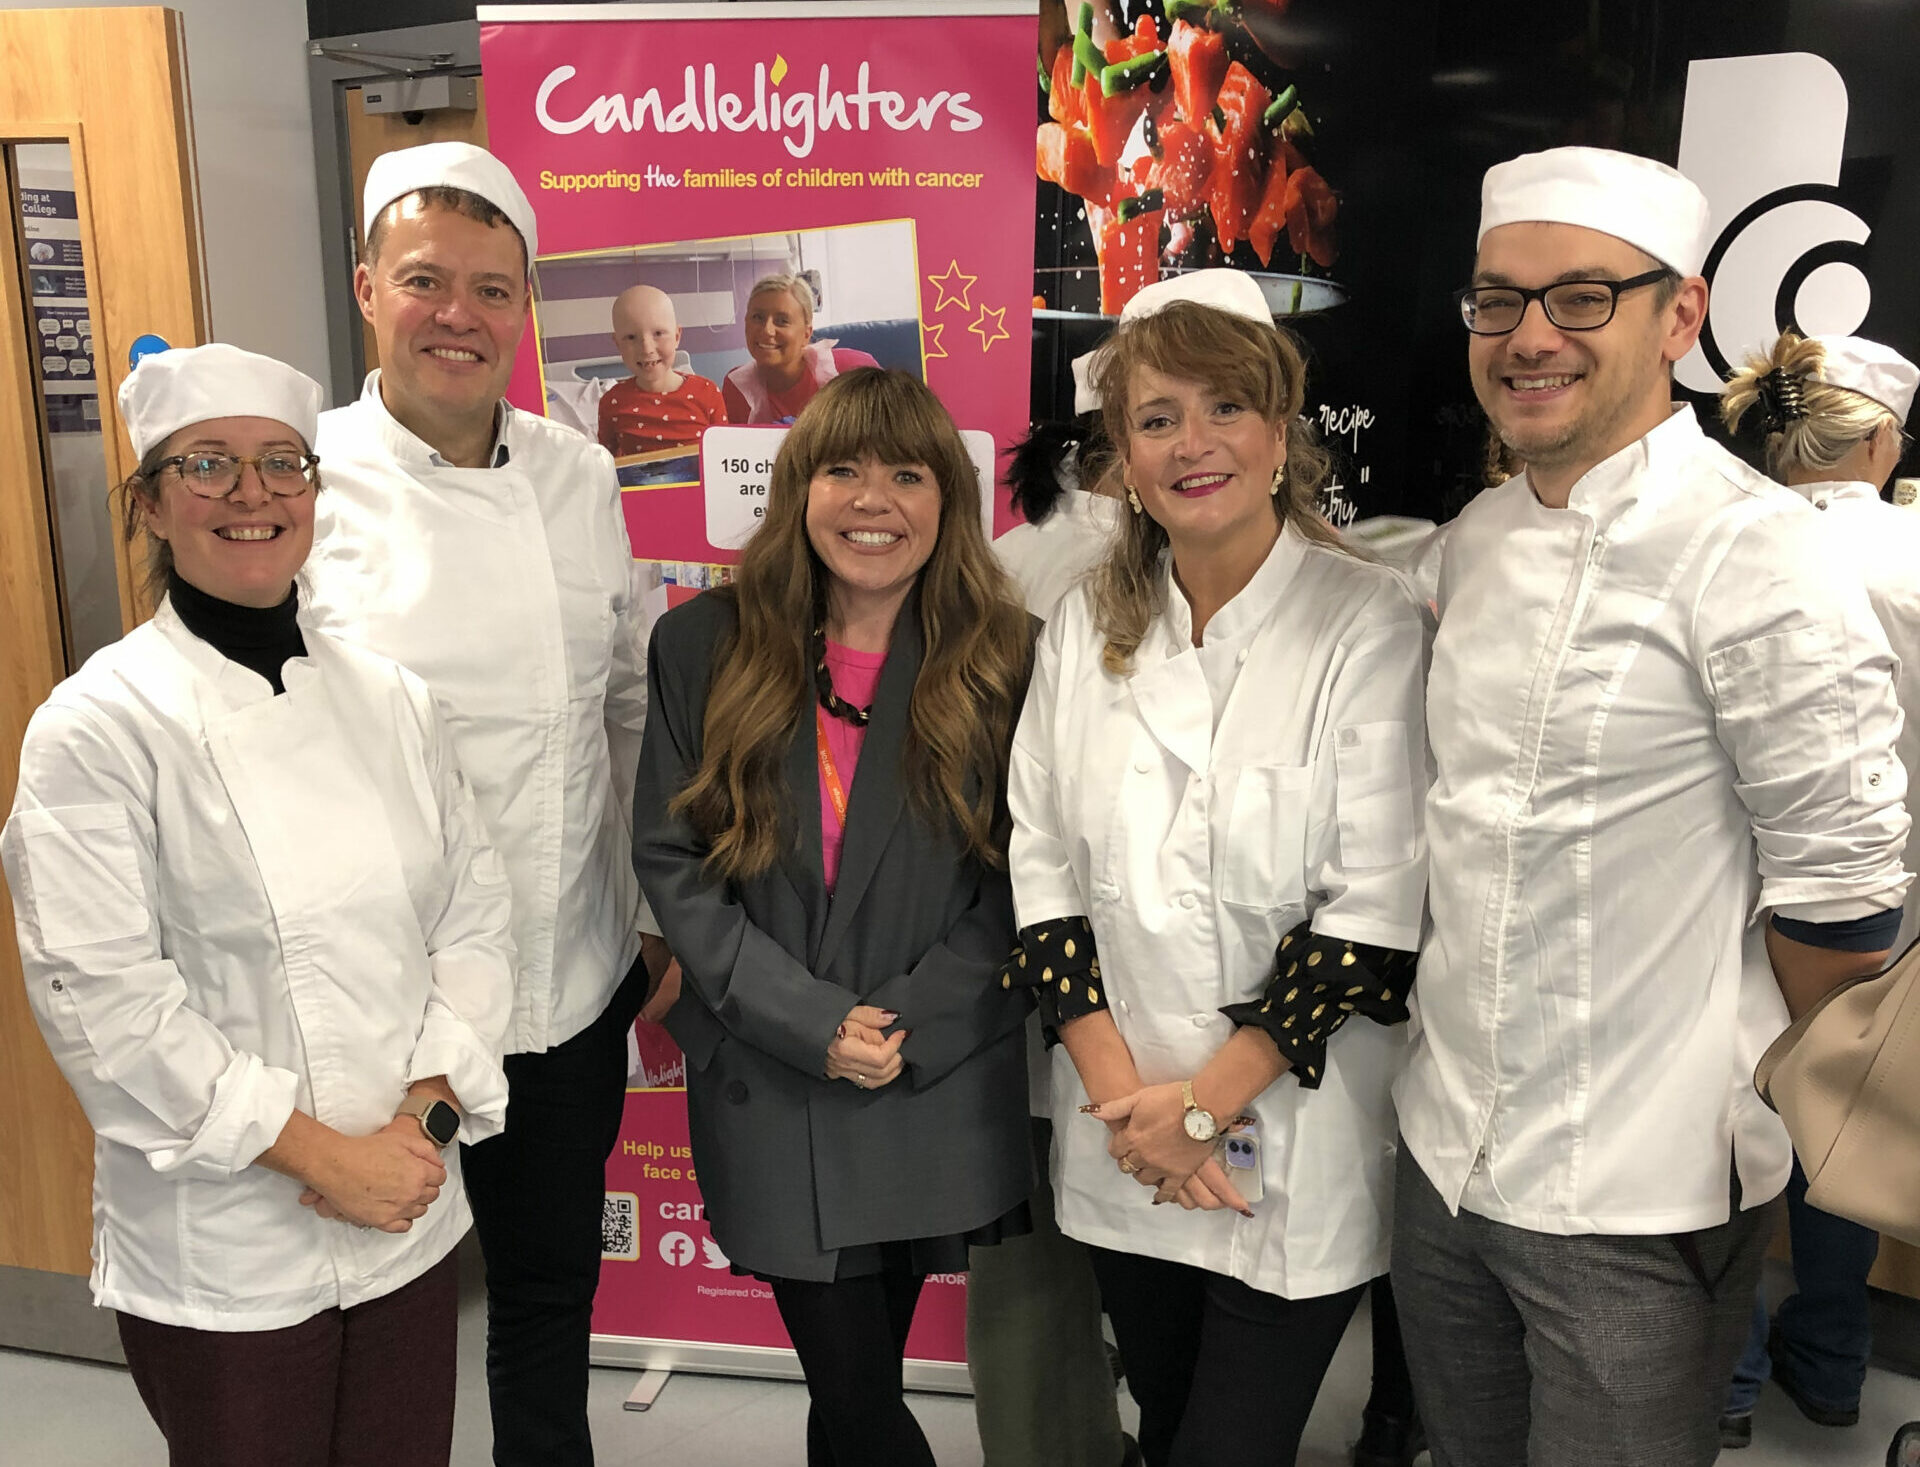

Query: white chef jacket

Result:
[1400,407,1911,1236]
[1010,525,1430,1298]
[994,488,1124,621]
[304,375,657,1055]
[1,603,514,1330]
[1787,479,1920,954]
[994,487,1124,1116]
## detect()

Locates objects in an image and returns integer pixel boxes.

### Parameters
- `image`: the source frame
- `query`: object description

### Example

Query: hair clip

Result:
[1757,366,1808,431]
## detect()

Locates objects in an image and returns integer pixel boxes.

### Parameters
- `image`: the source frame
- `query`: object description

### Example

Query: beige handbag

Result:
[1756,941,1920,1246]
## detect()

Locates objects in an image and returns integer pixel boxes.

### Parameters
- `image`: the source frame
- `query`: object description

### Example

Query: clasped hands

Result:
[298,1080,456,1234]
[824,1004,908,1090]
[1086,1082,1254,1217]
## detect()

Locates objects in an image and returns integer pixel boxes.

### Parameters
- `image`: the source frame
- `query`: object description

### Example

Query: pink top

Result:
[818,641,886,893]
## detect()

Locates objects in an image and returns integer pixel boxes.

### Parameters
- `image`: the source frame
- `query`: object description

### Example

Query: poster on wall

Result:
[477,0,1039,1383]
[1028,0,1431,526]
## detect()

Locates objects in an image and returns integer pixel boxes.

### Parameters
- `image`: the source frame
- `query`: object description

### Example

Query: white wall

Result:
[9,0,332,392]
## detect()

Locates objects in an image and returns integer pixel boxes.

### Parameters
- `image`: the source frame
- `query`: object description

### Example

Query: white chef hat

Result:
[1810,335,1918,427]
[363,141,538,262]
[1072,269,1274,411]
[118,343,325,459]
[1478,146,1713,277]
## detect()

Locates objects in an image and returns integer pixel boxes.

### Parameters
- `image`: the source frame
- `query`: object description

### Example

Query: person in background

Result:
[1008,269,1430,1467]
[1715,331,1920,1450]
[1395,146,1911,1467]
[721,273,882,425]
[597,283,726,456]
[972,406,1134,1467]
[633,368,1035,1467]
[2,343,514,1467]
[300,141,670,1467]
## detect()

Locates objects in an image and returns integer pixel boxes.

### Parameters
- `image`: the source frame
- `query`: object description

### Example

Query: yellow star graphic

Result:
[969,304,1009,353]
[923,322,948,361]
[926,260,977,314]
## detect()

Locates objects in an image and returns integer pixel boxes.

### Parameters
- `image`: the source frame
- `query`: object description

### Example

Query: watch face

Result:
[1183,1109,1218,1143]
[422,1100,460,1148]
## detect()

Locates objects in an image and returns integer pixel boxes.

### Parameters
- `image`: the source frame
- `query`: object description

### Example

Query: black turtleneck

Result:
[168,571,307,694]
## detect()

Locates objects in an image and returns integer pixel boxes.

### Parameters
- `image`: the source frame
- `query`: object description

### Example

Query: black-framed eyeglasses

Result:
[152,450,319,499]
[1454,268,1674,336]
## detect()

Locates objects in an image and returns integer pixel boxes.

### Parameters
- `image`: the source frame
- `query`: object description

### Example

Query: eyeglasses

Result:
[1455,268,1674,336]
[153,450,319,499]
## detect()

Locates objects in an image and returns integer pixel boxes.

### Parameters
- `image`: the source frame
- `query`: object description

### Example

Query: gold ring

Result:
[855,1074,868,1088]
[1119,1156,1140,1175]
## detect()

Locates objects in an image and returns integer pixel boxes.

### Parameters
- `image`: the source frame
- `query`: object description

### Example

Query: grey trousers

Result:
[1391,1146,1778,1467]
[967,1118,1125,1467]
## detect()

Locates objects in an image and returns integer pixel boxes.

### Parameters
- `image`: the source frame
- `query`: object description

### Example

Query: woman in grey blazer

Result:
[633,368,1036,1467]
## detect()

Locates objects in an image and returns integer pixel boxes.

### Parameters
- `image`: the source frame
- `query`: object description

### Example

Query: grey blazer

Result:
[633,589,1034,1281]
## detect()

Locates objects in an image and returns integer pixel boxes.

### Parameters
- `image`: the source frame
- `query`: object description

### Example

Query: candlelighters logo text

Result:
[535,57,983,160]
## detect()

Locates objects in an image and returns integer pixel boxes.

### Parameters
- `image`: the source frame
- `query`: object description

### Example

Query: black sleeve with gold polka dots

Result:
[996,916,1105,1035]
[1220,922,1415,1090]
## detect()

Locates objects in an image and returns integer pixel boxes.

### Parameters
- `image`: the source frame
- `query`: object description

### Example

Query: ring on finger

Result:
[855,1074,868,1088]
[1119,1156,1141,1175]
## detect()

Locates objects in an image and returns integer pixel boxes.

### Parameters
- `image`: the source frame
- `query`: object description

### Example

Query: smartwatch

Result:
[397,1093,461,1150]
[1180,1080,1220,1143]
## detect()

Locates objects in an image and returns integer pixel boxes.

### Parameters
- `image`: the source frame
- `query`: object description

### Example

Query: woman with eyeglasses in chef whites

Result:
[1,344,514,1467]
[1004,270,1430,1467]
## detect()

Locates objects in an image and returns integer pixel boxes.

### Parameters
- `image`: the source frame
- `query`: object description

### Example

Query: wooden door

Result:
[0,6,207,1290]
[343,79,488,375]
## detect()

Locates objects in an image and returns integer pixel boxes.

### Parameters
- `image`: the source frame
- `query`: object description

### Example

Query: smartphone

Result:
[1218,1126,1264,1206]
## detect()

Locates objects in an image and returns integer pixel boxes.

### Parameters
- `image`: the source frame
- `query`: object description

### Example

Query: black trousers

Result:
[768,1269,935,1467]
[1089,1245,1368,1467]
[460,957,648,1467]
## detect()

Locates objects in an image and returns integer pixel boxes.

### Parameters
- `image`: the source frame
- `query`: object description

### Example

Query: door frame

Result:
[305,20,482,407]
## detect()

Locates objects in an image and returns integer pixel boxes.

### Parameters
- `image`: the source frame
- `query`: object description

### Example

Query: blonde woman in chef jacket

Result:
[1005,270,1429,1467]
[1716,331,1920,1446]
[1,344,514,1467]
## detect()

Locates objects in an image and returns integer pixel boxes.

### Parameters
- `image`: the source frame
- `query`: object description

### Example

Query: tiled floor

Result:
[7,1254,1919,1466]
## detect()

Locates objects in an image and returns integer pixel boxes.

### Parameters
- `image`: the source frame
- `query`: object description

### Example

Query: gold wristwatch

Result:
[1180,1080,1220,1143]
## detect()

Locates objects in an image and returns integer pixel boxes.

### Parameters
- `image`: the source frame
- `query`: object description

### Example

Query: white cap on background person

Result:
[1478,146,1714,277]
[118,342,325,457]
[1810,335,1918,426]
[362,140,538,261]
[1073,268,1274,411]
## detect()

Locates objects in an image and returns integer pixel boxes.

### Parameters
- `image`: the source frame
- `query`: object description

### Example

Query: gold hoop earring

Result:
[1270,465,1284,497]
[1125,483,1143,514]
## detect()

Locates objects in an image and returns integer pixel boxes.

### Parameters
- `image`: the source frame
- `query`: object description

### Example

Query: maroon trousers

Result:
[116,1249,460,1467]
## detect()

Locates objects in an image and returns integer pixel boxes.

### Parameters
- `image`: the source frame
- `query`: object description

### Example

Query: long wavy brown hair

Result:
[672,368,1032,879]
[1089,301,1348,674]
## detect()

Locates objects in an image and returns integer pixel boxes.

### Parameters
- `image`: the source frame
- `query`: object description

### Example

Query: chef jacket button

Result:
[1869,771,1883,787]
[1191,1013,1211,1027]
[1134,761,1151,774]
[49,978,64,993]
[1338,727,1360,748]
[1119,999,1130,1015]
[725,1081,750,1105]
[1181,892,1198,909]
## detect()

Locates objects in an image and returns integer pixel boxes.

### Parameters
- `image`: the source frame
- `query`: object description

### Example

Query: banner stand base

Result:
[591,1334,975,1395]
[622,1368,673,1412]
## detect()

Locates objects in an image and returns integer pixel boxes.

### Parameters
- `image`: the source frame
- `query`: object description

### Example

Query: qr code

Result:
[602,1191,640,1261]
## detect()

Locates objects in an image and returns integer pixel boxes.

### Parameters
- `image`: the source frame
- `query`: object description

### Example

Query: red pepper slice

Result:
[1047,44,1083,129]
[1206,61,1271,252]
[1248,135,1292,267]
[1081,68,1155,166]
[1168,20,1228,127]
[1036,121,1112,207]
[1098,199,1164,316]
[1281,164,1338,268]
[1150,116,1215,220]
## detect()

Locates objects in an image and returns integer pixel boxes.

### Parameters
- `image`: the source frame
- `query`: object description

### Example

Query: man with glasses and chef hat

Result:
[1391,145,1912,1466]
